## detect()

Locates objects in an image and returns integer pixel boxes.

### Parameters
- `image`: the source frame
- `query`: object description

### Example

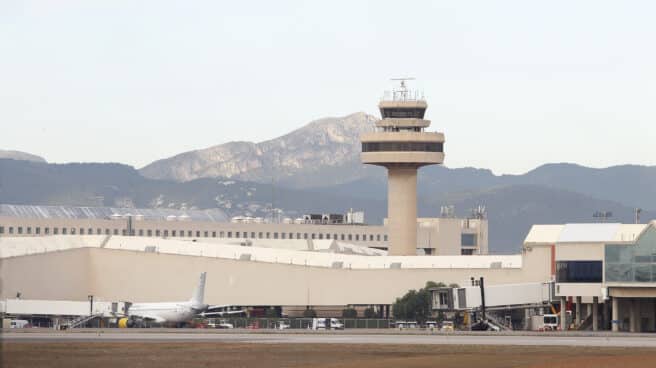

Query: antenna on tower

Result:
[389,77,417,101]
[635,208,642,224]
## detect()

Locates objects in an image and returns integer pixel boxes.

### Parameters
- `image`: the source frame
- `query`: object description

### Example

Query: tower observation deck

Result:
[361,79,445,256]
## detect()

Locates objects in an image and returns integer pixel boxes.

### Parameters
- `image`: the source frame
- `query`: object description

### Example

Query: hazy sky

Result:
[1,1,655,174]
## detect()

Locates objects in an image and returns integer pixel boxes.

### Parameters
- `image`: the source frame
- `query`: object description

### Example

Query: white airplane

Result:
[118,272,243,327]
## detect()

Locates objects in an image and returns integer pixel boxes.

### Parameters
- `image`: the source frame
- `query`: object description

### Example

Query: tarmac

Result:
[4,329,656,347]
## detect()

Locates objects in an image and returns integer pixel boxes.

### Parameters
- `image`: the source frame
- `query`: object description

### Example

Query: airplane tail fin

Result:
[190,272,206,308]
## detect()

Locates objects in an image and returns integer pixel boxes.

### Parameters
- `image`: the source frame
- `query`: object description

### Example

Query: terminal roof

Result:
[0,204,228,222]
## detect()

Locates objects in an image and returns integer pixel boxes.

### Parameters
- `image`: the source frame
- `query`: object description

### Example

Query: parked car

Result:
[440,321,454,332]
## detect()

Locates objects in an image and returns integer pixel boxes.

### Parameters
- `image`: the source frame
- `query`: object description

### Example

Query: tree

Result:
[363,307,376,319]
[342,308,358,318]
[265,308,280,318]
[392,281,443,324]
[425,281,446,289]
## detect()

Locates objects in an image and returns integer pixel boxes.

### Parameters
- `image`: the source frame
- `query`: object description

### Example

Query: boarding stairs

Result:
[486,313,512,331]
[66,313,103,329]
[577,314,594,331]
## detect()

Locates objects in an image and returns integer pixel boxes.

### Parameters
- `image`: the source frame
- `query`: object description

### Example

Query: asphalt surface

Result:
[4,330,656,347]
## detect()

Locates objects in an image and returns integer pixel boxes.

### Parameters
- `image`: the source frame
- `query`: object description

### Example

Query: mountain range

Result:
[1,113,654,253]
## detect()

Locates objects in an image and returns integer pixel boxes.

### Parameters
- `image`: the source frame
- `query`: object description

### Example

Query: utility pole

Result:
[479,277,486,321]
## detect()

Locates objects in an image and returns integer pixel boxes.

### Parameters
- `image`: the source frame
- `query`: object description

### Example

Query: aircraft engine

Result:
[118,318,136,328]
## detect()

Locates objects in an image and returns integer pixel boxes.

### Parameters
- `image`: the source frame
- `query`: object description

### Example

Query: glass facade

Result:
[556,261,602,283]
[380,108,425,119]
[362,142,443,153]
[605,227,656,283]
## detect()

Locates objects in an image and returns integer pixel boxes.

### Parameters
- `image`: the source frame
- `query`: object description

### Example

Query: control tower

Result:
[361,79,445,256]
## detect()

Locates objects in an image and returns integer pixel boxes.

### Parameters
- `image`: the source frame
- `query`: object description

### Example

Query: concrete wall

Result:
[1,246,551,306]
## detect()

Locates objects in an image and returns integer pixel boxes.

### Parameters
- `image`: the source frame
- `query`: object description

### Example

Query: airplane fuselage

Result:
[127,301,204,323]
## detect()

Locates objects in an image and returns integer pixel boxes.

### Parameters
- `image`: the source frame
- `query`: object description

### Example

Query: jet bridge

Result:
[431,282,555,312]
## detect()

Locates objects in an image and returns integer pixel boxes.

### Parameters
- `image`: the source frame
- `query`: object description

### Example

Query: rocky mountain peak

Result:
[139,112,377,184]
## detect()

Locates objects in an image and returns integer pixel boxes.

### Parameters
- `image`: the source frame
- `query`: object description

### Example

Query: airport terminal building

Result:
[2,211,656,331]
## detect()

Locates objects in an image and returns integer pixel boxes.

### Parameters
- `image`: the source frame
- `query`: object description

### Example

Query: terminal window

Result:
[0,226,3,234]
[461,234,477,246]
[79,228,84,235]
[212,231,216,237]
[556,261,602,283]
[189,231,193,237]
[27,227,32,234]
[18,227,23,234]
[196,231,201,237]
[148,230,153,236]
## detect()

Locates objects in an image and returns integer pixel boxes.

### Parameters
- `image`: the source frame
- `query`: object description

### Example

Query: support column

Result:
[586,304,592,320]
[387,167,418,256]
[592,296,599,331]
[602,299,609,330]
[575,296,582,327]
[630,299,637,333]
[612,297,619,332]
[560,296,568,331]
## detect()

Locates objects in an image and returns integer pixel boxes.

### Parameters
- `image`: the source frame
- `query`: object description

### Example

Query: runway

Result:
[5,330,656,347]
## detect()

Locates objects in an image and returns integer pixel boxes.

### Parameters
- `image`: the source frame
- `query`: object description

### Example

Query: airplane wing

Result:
[200,310,245,317]
[138,315,167,323]
[205,304,235,310]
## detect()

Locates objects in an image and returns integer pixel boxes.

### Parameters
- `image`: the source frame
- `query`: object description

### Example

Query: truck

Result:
[530,314,563,331]
[10,319,30,329]
[310,318,344,330]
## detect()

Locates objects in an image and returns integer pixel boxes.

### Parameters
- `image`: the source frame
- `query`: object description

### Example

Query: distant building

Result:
[0,204,487,255]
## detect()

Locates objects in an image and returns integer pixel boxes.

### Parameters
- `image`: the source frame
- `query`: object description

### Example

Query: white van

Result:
[10,319,30,329]
[311,318,344,330]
